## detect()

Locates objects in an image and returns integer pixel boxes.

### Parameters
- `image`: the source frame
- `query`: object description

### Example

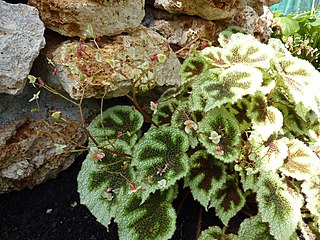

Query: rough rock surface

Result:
[145,6,227,47]
[36,26,181,100]
[0,116,87,193]
[234,5,274,42]
[152,0,280,20]
[0,1,45,95]
[28,0,145,37]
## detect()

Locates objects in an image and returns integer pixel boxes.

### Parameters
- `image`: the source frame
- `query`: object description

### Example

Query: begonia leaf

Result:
[198,107,241,162]
[77,140,132,229]
[280,139,320,181]
[185,150,227,209]
[256,172,302,240]
[210,174,246,226]
[132,126,189,202]
[87,105,144,147]
[116,187,178,240]
[199,226,238,240]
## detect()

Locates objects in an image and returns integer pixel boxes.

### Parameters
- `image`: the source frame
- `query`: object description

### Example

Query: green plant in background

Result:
[272,7,320,70]
[77,28,320,240]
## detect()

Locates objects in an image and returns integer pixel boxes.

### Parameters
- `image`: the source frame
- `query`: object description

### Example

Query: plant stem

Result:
[196,208,203,240]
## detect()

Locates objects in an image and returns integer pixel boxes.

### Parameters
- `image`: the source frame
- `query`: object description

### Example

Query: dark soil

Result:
[0,153,219,240]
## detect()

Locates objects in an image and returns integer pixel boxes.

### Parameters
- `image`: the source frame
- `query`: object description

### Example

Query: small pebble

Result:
[46,209,53,214]
[70,201,77,208]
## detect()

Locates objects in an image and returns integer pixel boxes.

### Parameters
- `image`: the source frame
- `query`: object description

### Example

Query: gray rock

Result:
[0,1,46,95]
[28,0,145,37]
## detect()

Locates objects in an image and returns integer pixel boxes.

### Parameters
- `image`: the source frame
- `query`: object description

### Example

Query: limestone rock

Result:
[37,26,181,100]
[28,0,145,37]
[0,1,45,95]
[234,5,274,42]
[0,117,87,193]
[152,0,281,21]
[153,0,243,20]
[146,6,227,47]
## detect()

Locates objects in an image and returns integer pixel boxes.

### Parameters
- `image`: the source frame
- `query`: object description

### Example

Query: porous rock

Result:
[37,26,181,100]
[234,5,274,42]
[0,117,87,193]
[146,6,227,47]
[28,0,145,37]
[0,0,45,95]
[152,0,280,20]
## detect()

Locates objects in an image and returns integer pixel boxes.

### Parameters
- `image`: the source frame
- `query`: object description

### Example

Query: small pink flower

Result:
[38,78,44,88]
[128,182,145,195]
[150,101,158,114]
[88,147,105,161]
[117,131,123,136]
[150,54,158,62]
[217,145,224,155]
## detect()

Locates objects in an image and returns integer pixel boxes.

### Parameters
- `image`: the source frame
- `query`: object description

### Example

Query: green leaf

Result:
[132,126,189,202]
[256,137,289,172]
[195,65,263,111]
[77,140,132,229]
[280,139,320,181]
[247,91,268,123]
[222,33,275,69]
[256,172,302,240]
[238,214,275,240]
[301,176,320,226]
[250,106,283,141]
[218,26,248,47]
[268,38,291,57]
[185,150,227,209]
[152,99,177,126]
[210,174,246,226]
[274,17,300,36]
[116,187,178,240]
[87,105,144,147]
[199,226,238,240]
[171,101,199,148]
[198,107,241,162]
[274,56,320,118]
[225,98,252,132]
[200,46,228,67]
[180,56,210,84]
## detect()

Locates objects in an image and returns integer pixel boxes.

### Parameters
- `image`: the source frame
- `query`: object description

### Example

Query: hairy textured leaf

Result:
[194,65,263,111]
[185,150,227,209]
[87,105,144,147]
[198,107,241,162]
[251,106,283,141]
[180,56,210,84]
[116,187,178,240]
[238,214,275,240]
[199,226,238,240]
[256,172,302,240]
[280,139,320,180]
[222,33,275,69]
[247,91,268,123]
[77,140,132,228]
[301,176,320,226]
[152,99,177,126]
[225,98,252,131]
[256,137,289,172]
[210,174,246,226]
[268,38,291,57]
[132,126,189,202]
[200,47,228,67]
[171,101,199,148]
[274,56,320,118]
